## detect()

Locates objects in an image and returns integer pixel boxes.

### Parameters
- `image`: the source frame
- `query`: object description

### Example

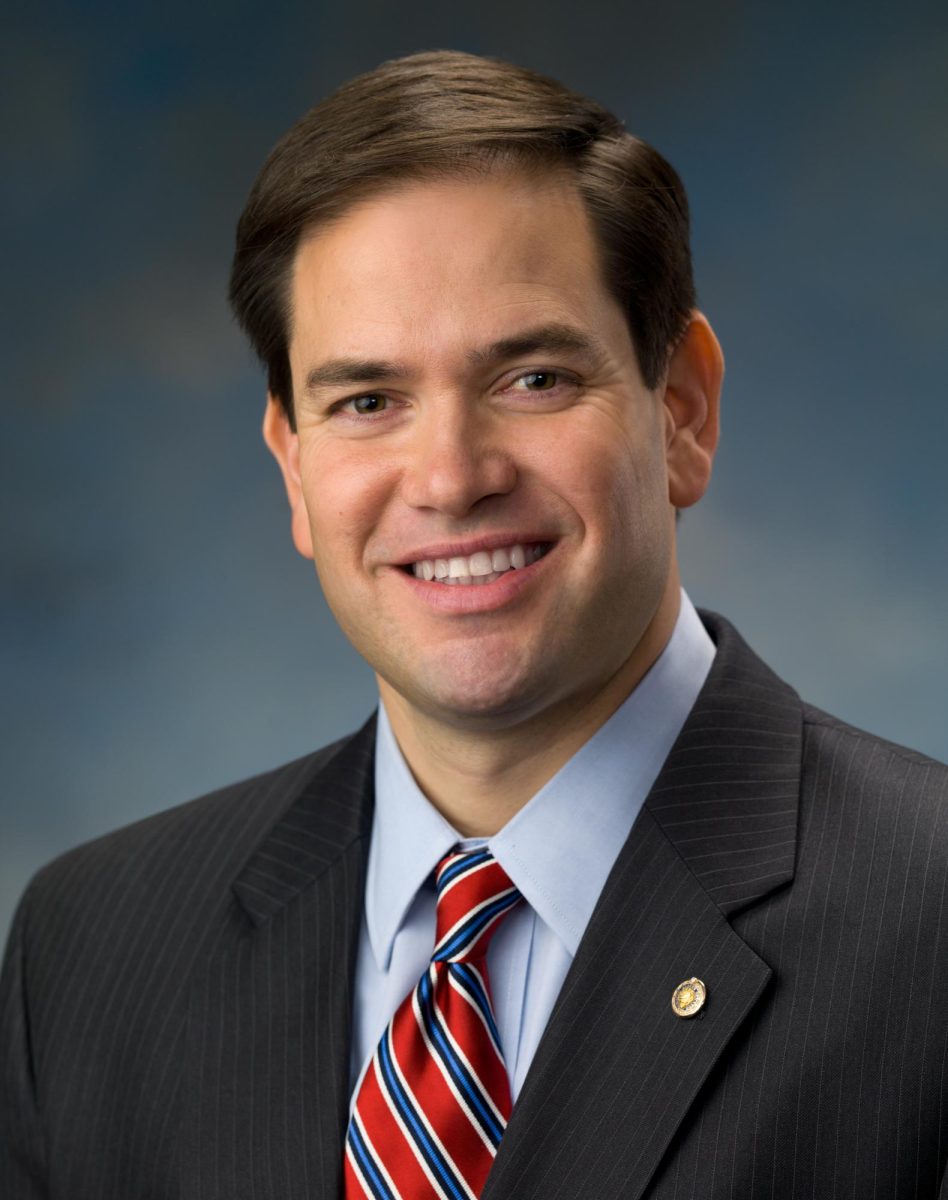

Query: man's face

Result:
[271,170,704,731]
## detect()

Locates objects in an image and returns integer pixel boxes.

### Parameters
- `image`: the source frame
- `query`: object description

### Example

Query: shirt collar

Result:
[365,706,459,970]
[366,590,715,967]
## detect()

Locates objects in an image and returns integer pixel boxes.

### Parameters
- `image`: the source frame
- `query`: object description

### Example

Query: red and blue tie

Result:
[345,847,522,1199]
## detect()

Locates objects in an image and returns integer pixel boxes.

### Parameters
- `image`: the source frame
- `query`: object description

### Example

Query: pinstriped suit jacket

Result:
[3,612,948,1199]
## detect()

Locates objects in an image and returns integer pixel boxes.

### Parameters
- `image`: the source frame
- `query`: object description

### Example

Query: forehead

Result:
[287,170,627,368]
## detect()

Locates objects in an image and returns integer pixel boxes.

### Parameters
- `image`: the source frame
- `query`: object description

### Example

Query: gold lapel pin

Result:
[671,977,707,1018]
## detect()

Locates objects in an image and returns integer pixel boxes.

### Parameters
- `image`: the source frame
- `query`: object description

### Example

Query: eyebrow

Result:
[302,323,606,395]
[468,323,606,367]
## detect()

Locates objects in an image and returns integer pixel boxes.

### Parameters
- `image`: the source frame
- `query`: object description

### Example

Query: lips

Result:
[408,542,551,585]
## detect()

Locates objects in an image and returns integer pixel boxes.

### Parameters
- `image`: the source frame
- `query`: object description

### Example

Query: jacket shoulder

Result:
[802,701,946,771]
[17,726,370,952]
[800,701,948,824]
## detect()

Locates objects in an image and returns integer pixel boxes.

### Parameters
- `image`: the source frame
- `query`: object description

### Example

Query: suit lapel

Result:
[180,719,376,1200]
[484,613,803,1200]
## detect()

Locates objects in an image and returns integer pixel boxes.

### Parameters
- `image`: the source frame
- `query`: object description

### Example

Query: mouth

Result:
[400,541,554,586]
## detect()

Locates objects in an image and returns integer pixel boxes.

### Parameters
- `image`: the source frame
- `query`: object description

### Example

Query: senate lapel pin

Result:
[671,977,707,1018]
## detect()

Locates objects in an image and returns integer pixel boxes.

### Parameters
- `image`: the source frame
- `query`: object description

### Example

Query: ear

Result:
[662,312,724,509]
[262,394,315,560]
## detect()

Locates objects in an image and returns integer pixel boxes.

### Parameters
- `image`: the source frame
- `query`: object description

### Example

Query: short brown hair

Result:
[229,50,696,425]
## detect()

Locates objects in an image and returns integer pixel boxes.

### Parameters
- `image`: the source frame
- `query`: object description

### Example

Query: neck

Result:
[378,573,682,837]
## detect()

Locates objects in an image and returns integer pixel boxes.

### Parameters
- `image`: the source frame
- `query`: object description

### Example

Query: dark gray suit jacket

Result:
[3,613,948,1198]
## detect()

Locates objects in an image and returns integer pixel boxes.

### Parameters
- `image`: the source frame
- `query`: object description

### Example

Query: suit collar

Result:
[230,712,377,927]
[647,609,803,916]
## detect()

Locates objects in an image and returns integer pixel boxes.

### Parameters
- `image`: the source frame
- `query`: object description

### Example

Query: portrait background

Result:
[3,0,946,942]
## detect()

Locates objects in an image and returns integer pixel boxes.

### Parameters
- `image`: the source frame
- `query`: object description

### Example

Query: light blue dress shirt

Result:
[350,590,715,1103]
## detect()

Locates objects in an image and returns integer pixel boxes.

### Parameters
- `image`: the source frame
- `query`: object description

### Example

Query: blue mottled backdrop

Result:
[3,0,947,941]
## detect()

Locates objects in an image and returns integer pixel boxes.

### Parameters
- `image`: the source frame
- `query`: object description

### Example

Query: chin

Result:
[385,645,559,729]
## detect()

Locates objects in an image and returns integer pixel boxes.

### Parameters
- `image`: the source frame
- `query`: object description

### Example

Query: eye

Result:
[504,370,578,401]
[336,393,390,416]
[517,371,558,391]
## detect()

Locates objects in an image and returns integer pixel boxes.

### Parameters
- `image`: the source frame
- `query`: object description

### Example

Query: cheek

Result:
[537,428,667,548]
[300,443,391,555]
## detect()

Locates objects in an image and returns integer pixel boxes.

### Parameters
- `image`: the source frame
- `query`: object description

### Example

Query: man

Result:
[2,50,947,1200]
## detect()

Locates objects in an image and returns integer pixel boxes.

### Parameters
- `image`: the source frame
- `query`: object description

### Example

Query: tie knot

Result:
[432,848,521,963]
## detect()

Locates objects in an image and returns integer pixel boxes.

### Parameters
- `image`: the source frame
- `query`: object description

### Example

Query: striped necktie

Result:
[345,847,523,1199]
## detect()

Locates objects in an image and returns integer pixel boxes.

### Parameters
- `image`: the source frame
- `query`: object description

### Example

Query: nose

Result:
[399,404,517,518]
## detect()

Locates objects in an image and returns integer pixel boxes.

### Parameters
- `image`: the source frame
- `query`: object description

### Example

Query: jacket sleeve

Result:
[0,885,48,1198]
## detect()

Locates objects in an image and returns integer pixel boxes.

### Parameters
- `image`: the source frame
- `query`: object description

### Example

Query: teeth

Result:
[469,551,493,577]
[410,542,548,584]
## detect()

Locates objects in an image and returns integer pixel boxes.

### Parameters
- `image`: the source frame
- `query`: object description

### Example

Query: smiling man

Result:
[265,168,719,838]
[3,51,948,1200]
